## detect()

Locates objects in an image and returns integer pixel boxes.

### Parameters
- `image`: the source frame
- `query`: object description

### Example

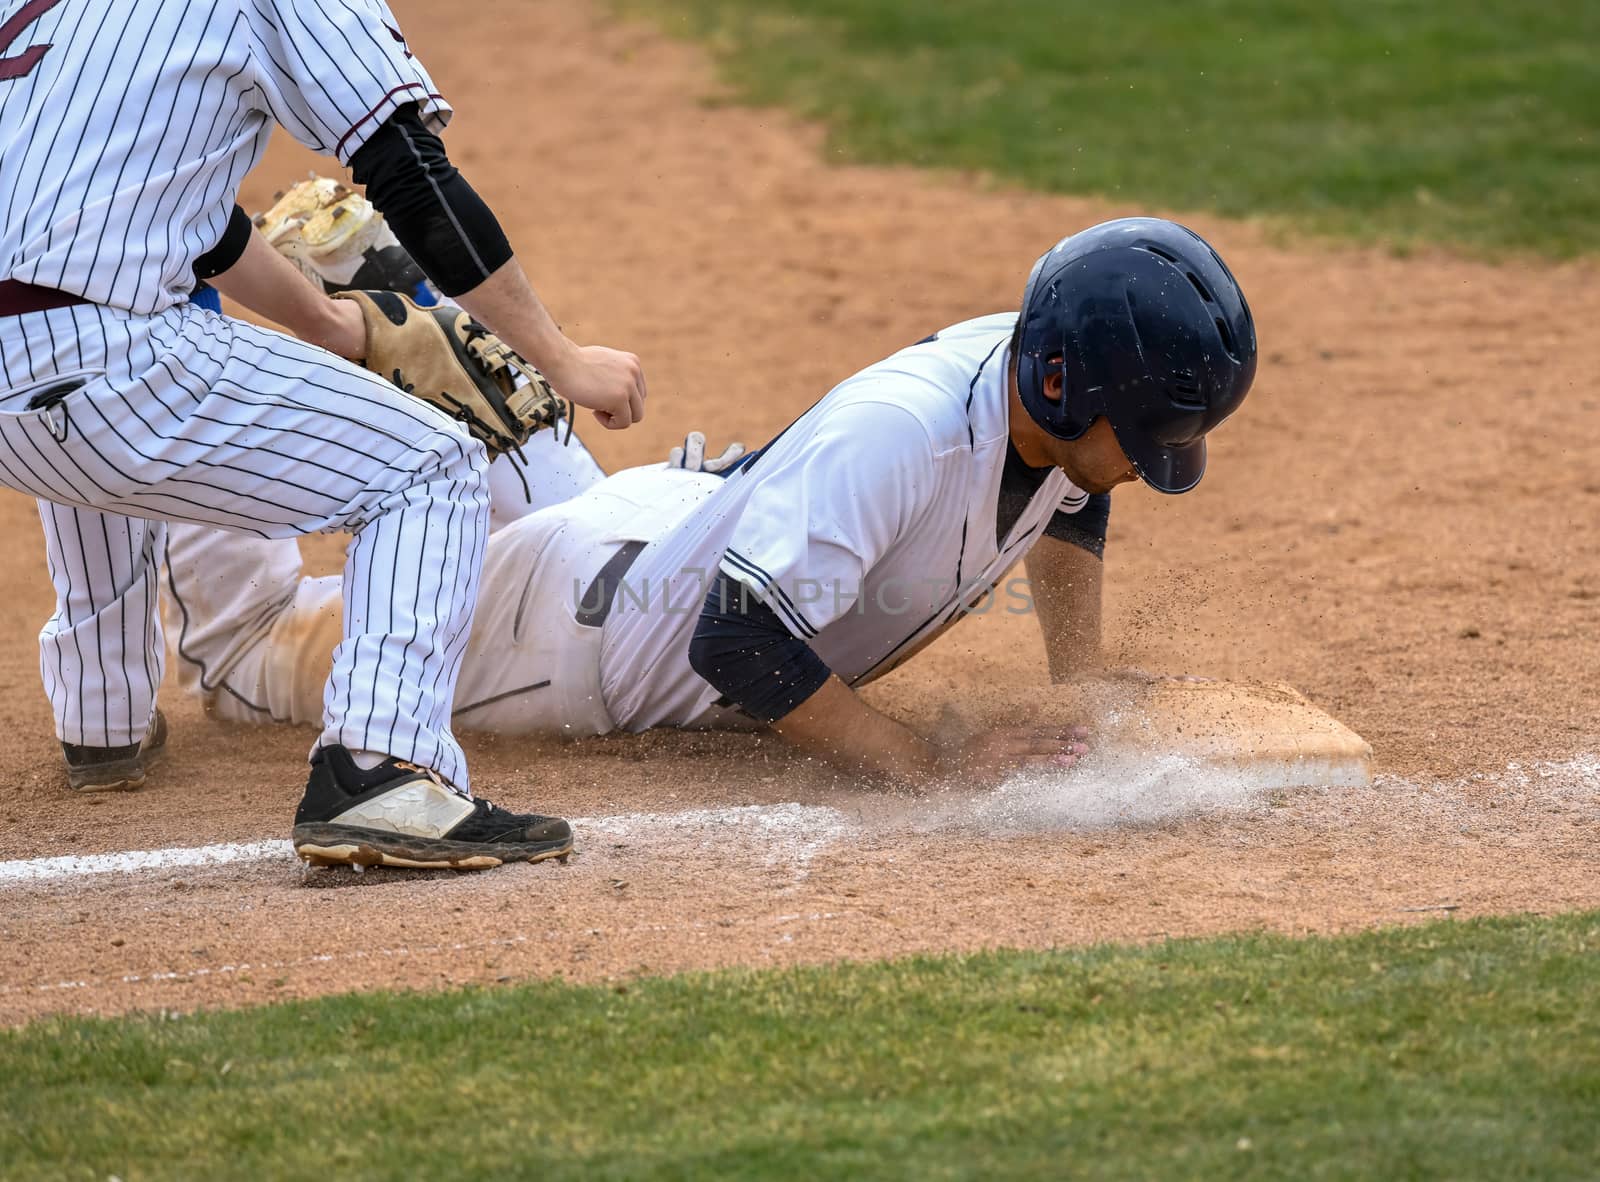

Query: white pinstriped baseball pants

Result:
[0,299,489,790]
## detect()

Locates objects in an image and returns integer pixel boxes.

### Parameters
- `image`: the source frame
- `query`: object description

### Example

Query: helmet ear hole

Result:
[1214,316,1238,357]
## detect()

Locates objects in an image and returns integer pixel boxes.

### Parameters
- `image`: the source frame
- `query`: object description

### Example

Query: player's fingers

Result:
[1034,724,1090,743]
[1020,740,1088,759]
[632,355,648,415]
[1020,751,1083,771]
[683,431,706,469]
[1022,724,1079,739]
[702,443,746,474]
[994,736,1084,762]
[1005,738,1089,766]
[607,379,642,431]
[629,382,646,426]
[1006,725,1086,746]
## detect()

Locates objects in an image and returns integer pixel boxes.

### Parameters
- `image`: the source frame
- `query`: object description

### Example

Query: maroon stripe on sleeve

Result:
[332,80,443,159]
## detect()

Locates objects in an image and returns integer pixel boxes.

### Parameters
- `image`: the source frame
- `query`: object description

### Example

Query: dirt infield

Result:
[1,0,1597,1025]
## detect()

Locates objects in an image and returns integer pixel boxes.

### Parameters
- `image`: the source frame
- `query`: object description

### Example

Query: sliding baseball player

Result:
[164,216,1256,791]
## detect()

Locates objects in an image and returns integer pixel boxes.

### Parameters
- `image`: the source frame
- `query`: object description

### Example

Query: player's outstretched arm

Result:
[1024,534,1106,683]
[773,676,1086,786]
[774,675,939,782]
[688,576,1087,787]
[775,676,1088,787]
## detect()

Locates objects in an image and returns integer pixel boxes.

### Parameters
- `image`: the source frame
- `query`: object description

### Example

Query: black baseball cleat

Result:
[291,745,573,871]
[62,709,168,792]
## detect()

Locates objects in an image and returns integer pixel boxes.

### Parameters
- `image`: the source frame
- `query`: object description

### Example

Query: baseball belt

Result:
[0,279,90,317]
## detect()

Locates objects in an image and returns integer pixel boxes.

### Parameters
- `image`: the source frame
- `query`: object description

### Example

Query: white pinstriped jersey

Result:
[0,0,491,782]
[599,314,1089,730]
[0,0,448,314]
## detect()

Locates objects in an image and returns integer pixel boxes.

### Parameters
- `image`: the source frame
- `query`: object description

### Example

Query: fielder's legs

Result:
[0,302,570,868]
[36,502,169,789]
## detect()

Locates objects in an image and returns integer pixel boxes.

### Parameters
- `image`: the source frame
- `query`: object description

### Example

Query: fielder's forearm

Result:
[450,257,577,379]
[345,107,568,376]
[208,228,365,359]
[1025,534,1105,682]
[349,104,644,427]
[773,675,938,783]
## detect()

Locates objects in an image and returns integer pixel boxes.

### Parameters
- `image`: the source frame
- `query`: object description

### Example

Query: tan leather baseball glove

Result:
[334,289,570,459]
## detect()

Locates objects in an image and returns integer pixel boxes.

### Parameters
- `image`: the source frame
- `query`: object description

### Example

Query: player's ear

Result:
[1043,369,1065,404]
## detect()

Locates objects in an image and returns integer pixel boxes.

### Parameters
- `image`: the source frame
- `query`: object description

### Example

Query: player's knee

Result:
[452,442,492,520]
[416,426,490,487]
[388,430,490,529]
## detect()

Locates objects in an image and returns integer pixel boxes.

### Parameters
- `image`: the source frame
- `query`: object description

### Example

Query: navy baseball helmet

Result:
[1014,217,1256,494]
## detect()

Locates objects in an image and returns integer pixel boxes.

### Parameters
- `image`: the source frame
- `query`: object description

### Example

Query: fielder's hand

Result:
[543,343,646,431]
[334,290,568,457]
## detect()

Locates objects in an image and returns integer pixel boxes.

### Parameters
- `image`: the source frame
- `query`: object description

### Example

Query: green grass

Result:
[619,0,1600,257]
[3,913,1599,1179]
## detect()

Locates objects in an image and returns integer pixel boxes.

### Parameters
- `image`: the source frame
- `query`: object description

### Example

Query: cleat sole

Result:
[68,748,162,793]
[65,712,167,793]
[292,823,573,872]
[69,771,146,793]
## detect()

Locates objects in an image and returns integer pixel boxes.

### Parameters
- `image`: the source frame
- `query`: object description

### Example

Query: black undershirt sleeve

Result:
[347,104,514,297]
[192,204,253,281]
[688,574,833,723]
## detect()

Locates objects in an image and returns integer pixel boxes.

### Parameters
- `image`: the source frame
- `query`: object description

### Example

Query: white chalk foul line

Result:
[0,803,853,887]
[0,839,292,884]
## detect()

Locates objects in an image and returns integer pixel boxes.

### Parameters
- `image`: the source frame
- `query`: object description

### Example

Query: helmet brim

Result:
[1114,426,1207,495]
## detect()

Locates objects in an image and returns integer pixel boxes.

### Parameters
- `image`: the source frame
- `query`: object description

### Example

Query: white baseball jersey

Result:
[0,0,447,313]
[160,318,1094,742]
[600,315,1083,729]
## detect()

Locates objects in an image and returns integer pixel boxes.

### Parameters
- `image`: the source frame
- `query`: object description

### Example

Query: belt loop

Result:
[41,403,70,442]
[24,378,85,443]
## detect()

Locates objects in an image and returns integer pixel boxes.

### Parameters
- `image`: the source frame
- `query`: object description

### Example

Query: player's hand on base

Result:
[1093,667,1214,686]
[545,343,647,430]
[935,724,1090,785]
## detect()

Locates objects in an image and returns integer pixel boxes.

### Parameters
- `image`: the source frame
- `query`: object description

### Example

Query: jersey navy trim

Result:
[722,547,818,639]
[950,334,1006,612]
